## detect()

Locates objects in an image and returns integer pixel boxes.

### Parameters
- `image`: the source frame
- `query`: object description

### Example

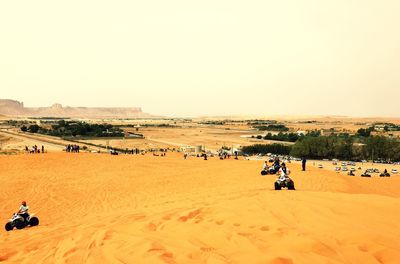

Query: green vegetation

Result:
[251,130,320,143]
[356,127,374,137]
[291,135,400,161]
[198,121,225,125]
[263,132,299,142]
[20,120,124,138]
[254,124,289,132]
[356,123,400,137]
[290,136,354,160]
[241,144,292,155]
[247,120,278,125]
[243,134,400,161]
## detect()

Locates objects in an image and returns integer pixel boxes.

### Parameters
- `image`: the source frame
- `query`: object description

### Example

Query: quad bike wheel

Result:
[15,220,26,230]
[5,222,13,231]
[29,217,39,226]
[274,182,281,190]
[261,170,268,176]
[287,181,295,190]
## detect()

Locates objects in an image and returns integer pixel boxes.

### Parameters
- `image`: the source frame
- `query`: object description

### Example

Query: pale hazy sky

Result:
[1,1,399,117]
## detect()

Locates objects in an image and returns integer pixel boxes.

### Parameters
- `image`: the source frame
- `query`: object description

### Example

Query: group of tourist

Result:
[25,145,45,154]
[65,144,80,153]
[124,148,141,154]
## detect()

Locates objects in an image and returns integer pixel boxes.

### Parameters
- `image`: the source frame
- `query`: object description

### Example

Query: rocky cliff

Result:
[0,99,151,118]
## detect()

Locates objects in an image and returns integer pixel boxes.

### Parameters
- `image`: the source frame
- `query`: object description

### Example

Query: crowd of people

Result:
[65,144,80,153]
[25,145,45,154]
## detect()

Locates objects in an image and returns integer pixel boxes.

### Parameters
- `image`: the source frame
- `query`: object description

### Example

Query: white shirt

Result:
[19,205,29,214]
[278,167,290,177]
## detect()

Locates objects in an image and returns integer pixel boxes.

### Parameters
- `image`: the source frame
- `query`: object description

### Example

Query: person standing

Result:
[302,157,307,171]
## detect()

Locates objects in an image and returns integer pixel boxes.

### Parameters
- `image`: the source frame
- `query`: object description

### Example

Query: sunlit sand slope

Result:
[1,153,400,264]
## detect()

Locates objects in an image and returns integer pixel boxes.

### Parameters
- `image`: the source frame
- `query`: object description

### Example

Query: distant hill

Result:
[0,99,153,119]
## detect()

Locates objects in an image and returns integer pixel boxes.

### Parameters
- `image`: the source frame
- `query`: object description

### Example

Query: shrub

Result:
[241,144,292,155]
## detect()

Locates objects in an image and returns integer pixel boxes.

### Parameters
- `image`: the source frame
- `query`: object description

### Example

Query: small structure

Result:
[195,145,204,154]
[374,125,386,132]
[296,130,306,136]
[180,145,196,153]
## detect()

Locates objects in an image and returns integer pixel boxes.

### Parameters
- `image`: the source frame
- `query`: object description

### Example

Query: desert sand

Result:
[1,153,400,264]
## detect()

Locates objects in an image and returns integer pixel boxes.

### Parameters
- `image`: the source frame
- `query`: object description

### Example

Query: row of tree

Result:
[253,124,289,132]
[21,120,124,138]
[241,143,292,155]
[241,135,400,161]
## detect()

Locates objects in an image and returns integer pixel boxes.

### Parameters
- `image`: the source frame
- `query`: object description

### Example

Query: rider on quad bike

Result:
[275,163,295,190]
[5,201,39,231]
[261,161,270,175]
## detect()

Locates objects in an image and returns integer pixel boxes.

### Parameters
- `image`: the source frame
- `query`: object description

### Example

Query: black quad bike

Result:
[5,213,39,231]
[274,177,295,190]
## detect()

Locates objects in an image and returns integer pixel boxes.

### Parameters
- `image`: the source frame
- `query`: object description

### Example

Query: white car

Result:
[342,167,348,171]
[392,169,398,174]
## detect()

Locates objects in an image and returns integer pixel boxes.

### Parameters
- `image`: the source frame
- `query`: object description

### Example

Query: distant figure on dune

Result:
[302,157,307,171]
[41,145,45,153]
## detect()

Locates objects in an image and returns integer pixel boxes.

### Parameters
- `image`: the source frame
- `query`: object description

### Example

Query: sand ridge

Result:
[1,153,400,263]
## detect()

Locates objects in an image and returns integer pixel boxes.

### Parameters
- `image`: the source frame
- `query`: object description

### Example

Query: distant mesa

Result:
[0,99,152,118]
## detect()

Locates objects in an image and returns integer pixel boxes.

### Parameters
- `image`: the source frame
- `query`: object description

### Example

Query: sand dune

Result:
[1,153,400,264]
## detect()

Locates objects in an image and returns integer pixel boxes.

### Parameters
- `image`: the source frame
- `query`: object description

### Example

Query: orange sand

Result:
[1,153,400,264]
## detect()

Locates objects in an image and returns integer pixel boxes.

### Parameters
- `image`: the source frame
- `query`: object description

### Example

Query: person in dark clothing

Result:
[302,158,307,171]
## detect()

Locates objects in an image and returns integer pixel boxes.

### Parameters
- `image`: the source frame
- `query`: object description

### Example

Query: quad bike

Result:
[5,213,39,231]
[268,166,280,175]
[274,176,295,190]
